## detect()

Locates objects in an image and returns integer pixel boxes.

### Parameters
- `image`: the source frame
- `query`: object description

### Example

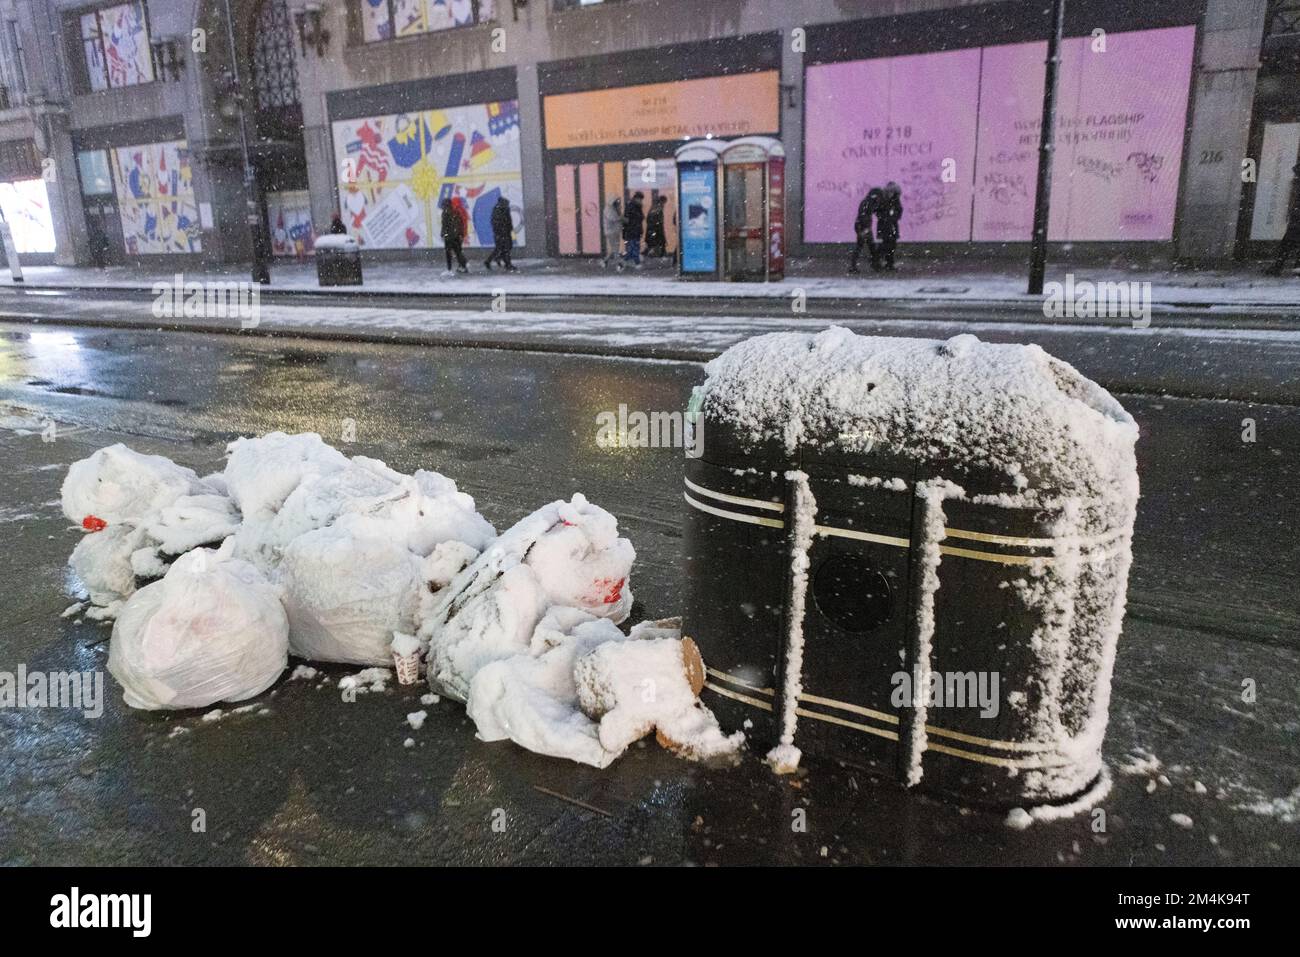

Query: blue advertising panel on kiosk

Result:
[675,140,724,279]
[679,163,718,275]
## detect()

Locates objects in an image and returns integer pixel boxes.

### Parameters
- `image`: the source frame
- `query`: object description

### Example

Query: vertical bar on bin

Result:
[772,474,800,744]
[769,469,815,773]
[899,481,949,787]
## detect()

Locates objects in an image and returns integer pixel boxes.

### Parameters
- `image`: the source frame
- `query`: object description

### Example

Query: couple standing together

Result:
[849,182,903,274]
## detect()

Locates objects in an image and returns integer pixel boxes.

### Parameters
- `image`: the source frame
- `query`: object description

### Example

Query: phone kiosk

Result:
[675,136,785,282]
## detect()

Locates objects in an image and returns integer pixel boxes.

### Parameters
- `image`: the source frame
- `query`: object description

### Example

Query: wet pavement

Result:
[0,323,1297,865]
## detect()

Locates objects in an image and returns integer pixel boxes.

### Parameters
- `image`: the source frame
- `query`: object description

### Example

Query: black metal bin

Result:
[315,235,363,286]
[682,329,1139,807]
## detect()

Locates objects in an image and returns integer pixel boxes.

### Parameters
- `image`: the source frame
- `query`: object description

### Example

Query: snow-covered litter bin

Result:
[314,234,362,286]
[681,328,1139,806]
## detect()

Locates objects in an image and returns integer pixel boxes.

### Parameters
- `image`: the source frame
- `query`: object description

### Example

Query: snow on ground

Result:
[13,295,1297,373]
[5,259,1300,306]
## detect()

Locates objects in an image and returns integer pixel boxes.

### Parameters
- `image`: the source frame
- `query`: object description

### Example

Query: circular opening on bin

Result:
[811,555,893,634]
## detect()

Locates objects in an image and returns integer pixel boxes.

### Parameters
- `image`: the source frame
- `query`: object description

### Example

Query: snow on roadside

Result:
[1237,786,1300,824]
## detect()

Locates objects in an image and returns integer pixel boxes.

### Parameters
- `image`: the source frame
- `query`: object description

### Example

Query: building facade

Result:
[0,0,1287,269]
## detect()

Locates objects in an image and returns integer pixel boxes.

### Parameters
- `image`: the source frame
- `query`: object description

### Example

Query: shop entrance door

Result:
[723,162,766,280]
[82,196,124,266]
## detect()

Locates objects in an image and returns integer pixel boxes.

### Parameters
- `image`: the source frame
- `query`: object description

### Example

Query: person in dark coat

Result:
[484,196,516,271]
[1267,163,1300,276]
[849,188,881,273]
[618,191,645,270]
[328,212,347,235]
[644,195,668,258]
[876,182,903,271]
[440,198,468,274]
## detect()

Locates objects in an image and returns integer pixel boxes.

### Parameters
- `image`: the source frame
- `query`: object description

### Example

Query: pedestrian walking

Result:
[877,182,903,271]
[645,196,669,258]
[440,198,468,274]
[849,187,881,273]
[328,212,347,235]
[618,191,645,271]
[1267,163,1300,276]
[601,197,623,268]
[452,196,470,240]
[483,196,517,271]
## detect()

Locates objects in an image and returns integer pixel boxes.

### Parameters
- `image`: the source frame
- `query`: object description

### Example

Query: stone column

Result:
[1176,0,1270,264]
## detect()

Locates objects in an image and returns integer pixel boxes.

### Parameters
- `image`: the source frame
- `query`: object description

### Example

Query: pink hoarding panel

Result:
[555,164,578,255]
[804,48,982,243]
[972,40,1044,242]
[809,25,1197,244]
[1051,26,1195,241]
[578,163,603,254]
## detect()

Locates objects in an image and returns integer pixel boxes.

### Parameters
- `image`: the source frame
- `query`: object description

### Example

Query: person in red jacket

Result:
[451,197,470,240]
[440,199,468,274]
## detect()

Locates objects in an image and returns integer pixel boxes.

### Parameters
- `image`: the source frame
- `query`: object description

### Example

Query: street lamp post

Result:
[1027,0,1066,296]
[220,0,270,285]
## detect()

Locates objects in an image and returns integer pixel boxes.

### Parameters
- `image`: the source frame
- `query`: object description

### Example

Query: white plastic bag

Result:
[574,624,742,760]
[62,444,206,526]
[108,545,288,710]
[69,522,147,608]
[223,431,348,520]
[278,517,423,665]
[467,610,626,768]
[524,495,635,620]
[422,494,635,701]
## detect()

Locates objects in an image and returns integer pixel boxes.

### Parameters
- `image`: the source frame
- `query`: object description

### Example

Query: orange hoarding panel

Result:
[544,72,779,150]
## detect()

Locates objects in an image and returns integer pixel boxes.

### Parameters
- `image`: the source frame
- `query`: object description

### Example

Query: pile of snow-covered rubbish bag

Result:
[61,433,742,768]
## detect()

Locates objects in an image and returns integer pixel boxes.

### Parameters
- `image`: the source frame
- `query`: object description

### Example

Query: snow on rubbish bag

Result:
[236,454,494,571]
[107,543,289,710]
[425,494,742,768]
[467,615,743,768]
[62,443,210,528]
[278,517,424,666]
[421,493,636,701]
[62,444,232,615]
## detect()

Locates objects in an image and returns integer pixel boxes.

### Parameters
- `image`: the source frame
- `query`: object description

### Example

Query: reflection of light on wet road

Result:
[31,332,87,388]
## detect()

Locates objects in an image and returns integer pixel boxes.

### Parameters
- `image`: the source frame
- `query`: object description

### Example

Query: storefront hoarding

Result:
[544,72,780,150]
[332,99,524,249]
[102,140,201,255]
[804,25,1196,244]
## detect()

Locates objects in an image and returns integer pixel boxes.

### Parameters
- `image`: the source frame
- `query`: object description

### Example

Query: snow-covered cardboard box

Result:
[681,327,1138,806]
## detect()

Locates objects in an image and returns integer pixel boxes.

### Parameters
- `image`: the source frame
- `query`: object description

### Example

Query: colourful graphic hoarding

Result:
[110,139,201,254]
[267,190,315,257]
[81,2,154,92]
[332,99,524,249]
[804,26,1196,243]
[361,0,496,42]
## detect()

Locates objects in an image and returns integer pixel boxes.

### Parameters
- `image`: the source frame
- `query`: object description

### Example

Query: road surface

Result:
[0,319,1296,865]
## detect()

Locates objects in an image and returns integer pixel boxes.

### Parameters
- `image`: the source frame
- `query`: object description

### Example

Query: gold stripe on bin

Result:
[685,475,785,512]
[704,667,1060,762]
[684,487,1053,566]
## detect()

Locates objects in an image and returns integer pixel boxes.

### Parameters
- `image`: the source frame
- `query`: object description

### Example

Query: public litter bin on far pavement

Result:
[314,234,363,286]
[682,327,1140,808]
